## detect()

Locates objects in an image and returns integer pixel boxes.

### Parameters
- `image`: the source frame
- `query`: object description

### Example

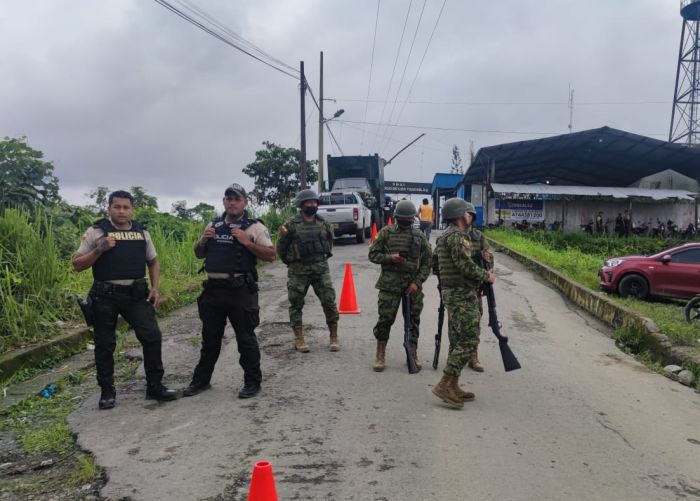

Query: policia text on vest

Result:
[182,183,277,400]
[71,190,178,409]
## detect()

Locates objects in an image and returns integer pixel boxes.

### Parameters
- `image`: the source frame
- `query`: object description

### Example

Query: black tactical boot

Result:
[146,382,179,401]
[183,379,211,397]
[238,382,261,399]
[98,386,116,410]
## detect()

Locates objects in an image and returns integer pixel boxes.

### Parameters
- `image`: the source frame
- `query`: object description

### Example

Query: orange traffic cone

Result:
[248,461,278,501]
[369,223,378,242]
[338,262,361,314]
[388,216,393,226]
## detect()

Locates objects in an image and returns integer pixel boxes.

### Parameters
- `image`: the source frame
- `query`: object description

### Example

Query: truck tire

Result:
[355,225,365,244]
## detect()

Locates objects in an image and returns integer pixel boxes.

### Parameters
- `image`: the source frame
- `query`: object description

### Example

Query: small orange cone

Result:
[388,216,393,226]
[248,461,278,501]
[338,263,361,314]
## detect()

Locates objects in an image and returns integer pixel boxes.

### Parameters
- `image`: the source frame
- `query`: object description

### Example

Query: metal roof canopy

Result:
[431,173,463,195]
[491,183,697,201]
[465,127,700,187]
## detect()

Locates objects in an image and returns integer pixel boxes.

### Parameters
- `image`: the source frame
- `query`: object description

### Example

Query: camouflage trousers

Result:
[287,271,339,328]
[443,287,482,377]
[373,290,423,342]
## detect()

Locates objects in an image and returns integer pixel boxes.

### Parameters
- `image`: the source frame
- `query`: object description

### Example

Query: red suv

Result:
[599,243,700,300]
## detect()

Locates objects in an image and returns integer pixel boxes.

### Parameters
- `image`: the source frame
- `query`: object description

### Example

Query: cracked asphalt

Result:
[68,234,700,500]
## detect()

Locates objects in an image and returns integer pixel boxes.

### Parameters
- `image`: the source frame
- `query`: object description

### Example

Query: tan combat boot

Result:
[410,343,422,371]
[329,324,340,352]
[450,377,475,402]
[431,374,464,409]
[467,350,484,372]
[293,326,310,353]
[373,341,387,372]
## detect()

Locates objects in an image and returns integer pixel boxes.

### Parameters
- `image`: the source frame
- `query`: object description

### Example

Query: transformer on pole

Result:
[669,0,700,146]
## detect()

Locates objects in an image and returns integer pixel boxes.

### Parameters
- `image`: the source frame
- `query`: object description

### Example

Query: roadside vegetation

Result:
[486,228,700,349]
[0,136,299,360]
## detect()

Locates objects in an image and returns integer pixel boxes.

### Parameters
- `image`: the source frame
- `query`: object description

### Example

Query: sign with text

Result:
[495,199,544,221]
[385,181,432,195]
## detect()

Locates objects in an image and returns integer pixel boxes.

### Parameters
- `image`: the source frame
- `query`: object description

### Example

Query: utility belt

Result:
[90,278,149,301]
[202,271,258,293]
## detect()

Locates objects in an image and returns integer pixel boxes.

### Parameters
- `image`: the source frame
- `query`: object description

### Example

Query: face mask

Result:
[302,207,318,216]
[397,219,412,229]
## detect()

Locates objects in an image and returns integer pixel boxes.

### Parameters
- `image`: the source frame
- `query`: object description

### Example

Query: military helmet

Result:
[442,198,475,220]
[394,200,417,218]
[295,189,319,207]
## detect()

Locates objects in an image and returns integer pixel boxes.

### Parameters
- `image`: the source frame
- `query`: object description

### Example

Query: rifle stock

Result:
[482,280,521,372]
[402,294,420,374]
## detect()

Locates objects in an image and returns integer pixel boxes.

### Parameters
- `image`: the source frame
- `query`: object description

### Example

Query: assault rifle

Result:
[401,294,420,374]
[481,260,521,372]
[432,285,445,370]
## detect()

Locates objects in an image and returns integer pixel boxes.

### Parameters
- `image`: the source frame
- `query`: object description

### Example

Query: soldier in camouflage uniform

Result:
[368,200,432,372]
[465,208,494,372]
[431,198,495,409]
[277,189,340,352]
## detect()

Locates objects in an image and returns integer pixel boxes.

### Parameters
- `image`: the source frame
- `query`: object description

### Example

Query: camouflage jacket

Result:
[432,224,489,290]
[276,214,333,275]
[369,224,432,292]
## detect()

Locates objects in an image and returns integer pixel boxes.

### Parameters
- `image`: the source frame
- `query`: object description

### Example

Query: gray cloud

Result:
[0,0,685,210]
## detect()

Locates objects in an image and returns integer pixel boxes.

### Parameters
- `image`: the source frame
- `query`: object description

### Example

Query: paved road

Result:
[68,232,700,500]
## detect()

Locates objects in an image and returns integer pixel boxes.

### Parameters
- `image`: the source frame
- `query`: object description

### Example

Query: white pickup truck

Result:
[317,191,372,243]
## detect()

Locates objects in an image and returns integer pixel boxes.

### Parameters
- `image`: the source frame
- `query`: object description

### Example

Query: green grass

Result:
[487,229,603,289]
[21,421,73,454]
[487,228,700,349]
[1,381,77,455]
[71,454,101,485]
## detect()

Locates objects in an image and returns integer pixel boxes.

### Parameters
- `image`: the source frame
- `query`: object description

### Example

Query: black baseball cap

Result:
[224,183,247,198]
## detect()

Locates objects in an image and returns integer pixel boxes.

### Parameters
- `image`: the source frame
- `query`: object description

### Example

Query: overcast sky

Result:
[0,0,685,211]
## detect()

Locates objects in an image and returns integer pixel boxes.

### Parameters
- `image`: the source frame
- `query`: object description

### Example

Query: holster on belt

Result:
[90,279,148,301]
[203,272,258,292]
[76,296,95,327]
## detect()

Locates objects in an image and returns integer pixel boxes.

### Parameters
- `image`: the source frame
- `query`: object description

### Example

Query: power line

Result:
[381,0,447,152]
[153,0,299,80]
[326,123,344,155]
[331,98,670,106]
[338,119,667,138]
[340,119,446,153]
[379,0,428,150]
[341,119,566,136]
[361,0,381,150]
[371,0,414,152]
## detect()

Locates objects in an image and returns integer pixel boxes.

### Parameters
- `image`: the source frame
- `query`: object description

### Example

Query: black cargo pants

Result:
[192,279,262,386]
[90,281,164,390]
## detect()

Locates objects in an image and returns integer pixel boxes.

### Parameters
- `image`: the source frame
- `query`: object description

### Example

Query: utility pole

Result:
[300,60,307,189]
[317,51,324,193]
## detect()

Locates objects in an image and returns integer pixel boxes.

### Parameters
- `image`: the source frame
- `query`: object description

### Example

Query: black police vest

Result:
[91,219,147,282]
[203,213,258,274]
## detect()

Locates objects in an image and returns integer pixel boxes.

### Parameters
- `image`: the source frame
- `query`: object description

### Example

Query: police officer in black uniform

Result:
[183,183,276,399]
[72,190,178,410]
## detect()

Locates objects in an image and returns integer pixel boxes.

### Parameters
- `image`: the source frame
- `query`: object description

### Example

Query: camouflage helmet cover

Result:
[295,189,319,207]
[394,200,417,218]
[442,198,475,220]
